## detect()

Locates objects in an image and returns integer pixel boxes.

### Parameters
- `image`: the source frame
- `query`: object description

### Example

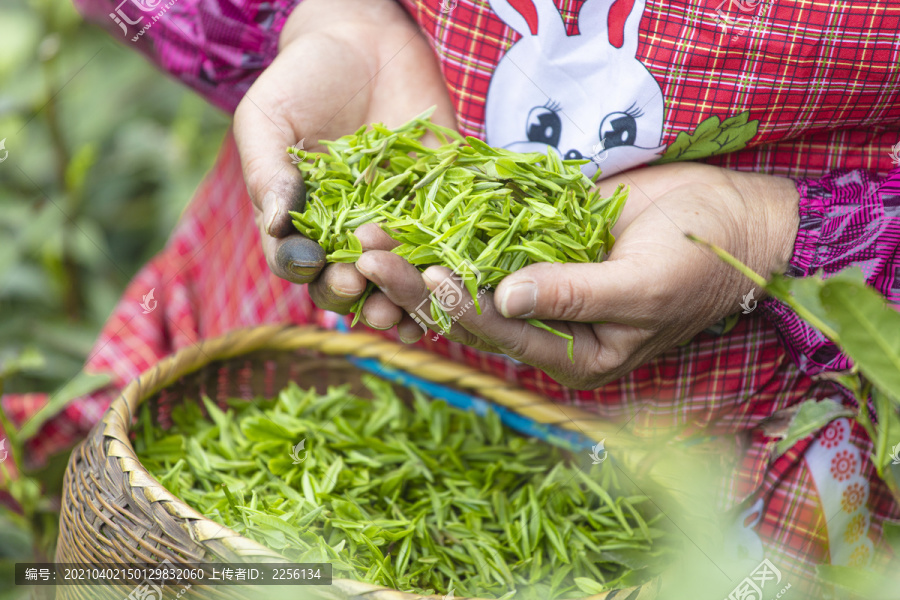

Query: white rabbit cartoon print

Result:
[485,0,665,178]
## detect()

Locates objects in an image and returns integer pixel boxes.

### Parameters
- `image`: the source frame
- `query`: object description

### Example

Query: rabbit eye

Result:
[526,107,562,148]
[599,112,637,148]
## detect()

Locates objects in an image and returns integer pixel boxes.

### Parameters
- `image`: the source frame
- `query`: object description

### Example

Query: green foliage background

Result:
[0,0,229,395]
[0,0,228,593]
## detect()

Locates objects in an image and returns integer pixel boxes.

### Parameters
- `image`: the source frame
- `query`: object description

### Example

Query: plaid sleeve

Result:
[73,0,303,112]
[760,167,900,375]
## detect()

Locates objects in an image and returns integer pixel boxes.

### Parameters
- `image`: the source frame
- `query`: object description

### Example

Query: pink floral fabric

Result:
[760,166,900,374]
[74,0,298,112]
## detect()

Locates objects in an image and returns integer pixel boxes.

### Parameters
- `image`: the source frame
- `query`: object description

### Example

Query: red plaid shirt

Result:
[6,0,900,595]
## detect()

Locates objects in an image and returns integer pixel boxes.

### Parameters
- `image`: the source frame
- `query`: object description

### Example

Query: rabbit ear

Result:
[579,0,646,55]
[488,0,565,38]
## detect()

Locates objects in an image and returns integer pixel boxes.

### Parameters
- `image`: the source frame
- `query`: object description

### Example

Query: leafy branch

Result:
[689,235,900,593]
[688,235,900,482]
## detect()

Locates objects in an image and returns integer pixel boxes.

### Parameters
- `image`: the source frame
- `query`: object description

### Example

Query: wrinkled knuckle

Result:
[502,334,531,362]
[589,346,627,377]
[550,277,586,321]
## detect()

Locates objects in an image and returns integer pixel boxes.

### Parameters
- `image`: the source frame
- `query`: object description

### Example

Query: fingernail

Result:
[330,285,359,299]
[500,281,536,318]
[289,261,319,278]
[367,319,398,331]
[399,332,420,344]
[422,269,440,288]
[264,191,280,236]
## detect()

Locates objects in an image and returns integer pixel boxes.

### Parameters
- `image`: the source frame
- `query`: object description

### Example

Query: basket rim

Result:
[88,324,652,600]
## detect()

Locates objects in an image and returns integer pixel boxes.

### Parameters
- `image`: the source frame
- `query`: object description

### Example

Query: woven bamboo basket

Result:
[55,324,661,600]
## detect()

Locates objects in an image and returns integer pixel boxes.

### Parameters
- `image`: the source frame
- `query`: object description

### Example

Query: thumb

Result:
[493,261,652,324]
[234,92,307,238]
[234,89,326,283]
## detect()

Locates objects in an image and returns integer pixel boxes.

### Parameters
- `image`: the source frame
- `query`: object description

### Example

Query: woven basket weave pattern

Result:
[55,325,658,600]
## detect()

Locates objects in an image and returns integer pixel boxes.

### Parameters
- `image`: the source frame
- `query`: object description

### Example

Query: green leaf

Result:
[0,347,45,380]
[883,521,900,556]
[16,370,111,440]
[819,276,900,401]
[240,416,295,442]
[326,249,363,262]
[573,577,608,594]
[374,172,410,197]
[871,389,900,478]
[655,112,758,164]
[774,398,855,457]
[817,564,900,596]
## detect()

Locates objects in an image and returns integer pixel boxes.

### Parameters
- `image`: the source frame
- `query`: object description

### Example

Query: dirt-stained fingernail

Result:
[289,261,319,278]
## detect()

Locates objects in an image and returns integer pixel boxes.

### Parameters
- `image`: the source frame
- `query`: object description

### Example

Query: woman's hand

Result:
[233,0,455,302]
[354,162,800,389]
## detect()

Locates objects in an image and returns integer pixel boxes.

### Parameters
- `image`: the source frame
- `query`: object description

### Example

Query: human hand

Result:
[354,162,799,389]
[233,0,455,302]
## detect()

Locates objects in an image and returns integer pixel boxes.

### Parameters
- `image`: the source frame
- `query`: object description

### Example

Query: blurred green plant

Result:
[0,0,229,395]
[0,0,228,593]
[691,235,900,598]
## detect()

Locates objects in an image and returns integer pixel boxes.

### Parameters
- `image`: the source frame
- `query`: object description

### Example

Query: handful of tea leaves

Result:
[136,380,667,599]
[289,110,628,360]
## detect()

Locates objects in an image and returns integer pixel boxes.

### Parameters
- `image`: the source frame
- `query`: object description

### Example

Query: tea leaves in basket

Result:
[135,380,668,599]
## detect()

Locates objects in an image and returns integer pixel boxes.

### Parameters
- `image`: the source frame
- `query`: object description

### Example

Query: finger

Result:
[308,263,368,314]
[260,234,326,284]
[236,86,318,284]
[355,222,401,251]
[234,95,307,239]
[424,265,653,388]
[493,260,658,324]
[397,314,426,344]
[584,322,654,383]
[360,291,403,330]
[357,252,498,351]
[418,266,540,358]
[356,250,430,306]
